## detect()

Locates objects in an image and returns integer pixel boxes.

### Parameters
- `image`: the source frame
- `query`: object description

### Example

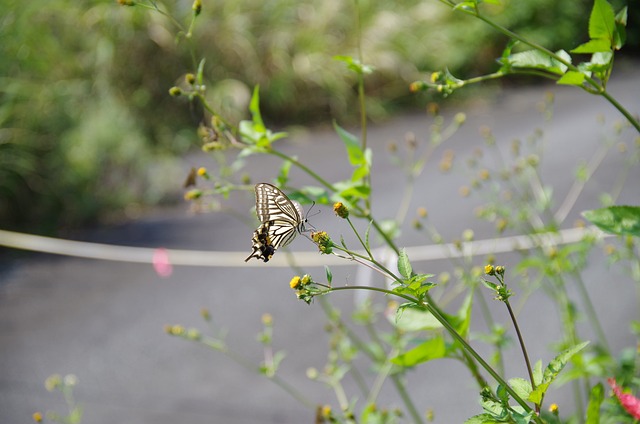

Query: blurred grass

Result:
[0,0,618,232]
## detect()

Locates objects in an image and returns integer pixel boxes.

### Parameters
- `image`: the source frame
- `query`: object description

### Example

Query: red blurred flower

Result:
[153,248,173,278]
[608,378,640,419]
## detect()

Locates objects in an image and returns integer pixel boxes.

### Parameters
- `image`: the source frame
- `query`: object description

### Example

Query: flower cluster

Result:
[311,231,333,254]
[289,274,324,304]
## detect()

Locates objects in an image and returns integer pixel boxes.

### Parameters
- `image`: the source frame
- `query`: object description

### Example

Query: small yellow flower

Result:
[197,167,208,178]
[184,189,202,200]
[32,412,43,423]
[186,328,201,341]
[549,403,559,415]
[45,374,62,392]
[200,308,211,321]
[192,0,202,15]
[454,112,466,124]
[300,274,312,286]
[430,72,441,83]
[289,276,302,289]
[306,367,319,379]
[478,168,490,181]
[261,313,273,325]
[409,81,423,93]
[496,218,508,233]
[321,405,332,418]
[484,264,495,275]
[168,86,182,97]
[494,265,505,275]
[458,186,470,197]
[171,324,186,336]
[311,231,333,254]
[333,202,349,219]
[185,73,196,85]
[417,207,428,218]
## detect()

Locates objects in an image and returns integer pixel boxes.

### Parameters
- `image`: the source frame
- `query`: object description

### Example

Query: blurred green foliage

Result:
[0,0,610,231]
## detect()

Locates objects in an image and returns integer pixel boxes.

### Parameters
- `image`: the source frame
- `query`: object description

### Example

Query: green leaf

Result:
[508,49,570,75]
[585,383,604,424]
[508,378,532,400]
[249,85,265,132]
[196,58,206,86]
[614,7,628,49]
[333,121,370,181]
[582,205,640,237]
[397,249,412,279]
[529,341,589,403]
[276,160,292,186]
[589,0,616,42]
[464,414,501,424]
[333,55,374,75]
[557,70,587,86]
[391,336,446,366]
[393,306,443,332]
[571,38,611,54]
[325,265,333,284]
[333,122,363,165]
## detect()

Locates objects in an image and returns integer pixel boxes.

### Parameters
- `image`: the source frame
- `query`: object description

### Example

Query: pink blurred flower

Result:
[153,248,173,278]
[608,378,640,419]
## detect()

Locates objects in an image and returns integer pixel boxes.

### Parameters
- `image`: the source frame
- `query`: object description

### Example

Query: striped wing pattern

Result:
[245,183,305,262]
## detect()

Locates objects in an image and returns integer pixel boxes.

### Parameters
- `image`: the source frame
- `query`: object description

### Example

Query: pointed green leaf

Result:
[464,414,501,424]
[529,341,589,403]
[582,205,640,237]
[391,336,446,366]
[249,86,265,131]
[334,122,365,165]
[509,50,570,75]
[585,383,604,424]
[557,70,587,86]
[571,38,611,54]
[398,249,412,279]
[325,265,333,284]
[589,0,616,41]
[614,7,627,49]
[509,378,533,400]
[196,58,206,85]
[393,307,443,331]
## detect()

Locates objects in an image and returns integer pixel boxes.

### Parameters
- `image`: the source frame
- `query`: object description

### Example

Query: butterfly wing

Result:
[252,183,303,253]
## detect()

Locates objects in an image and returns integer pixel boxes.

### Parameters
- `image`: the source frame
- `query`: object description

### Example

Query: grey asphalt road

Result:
[1,63,639,424]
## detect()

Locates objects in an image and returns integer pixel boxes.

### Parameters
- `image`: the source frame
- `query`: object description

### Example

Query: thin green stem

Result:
[366,350,395,405]
[571,268,610,353]
[390,374,425,424]
[268,149,336,192]
[346,216,373,259]
[601,90,640,133]
[504,300,537,411]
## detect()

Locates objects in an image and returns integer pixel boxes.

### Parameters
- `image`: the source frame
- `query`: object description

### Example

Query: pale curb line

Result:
[0,227,607,268]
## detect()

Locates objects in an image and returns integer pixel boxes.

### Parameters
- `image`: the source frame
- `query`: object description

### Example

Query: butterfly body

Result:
[245,183,307,262]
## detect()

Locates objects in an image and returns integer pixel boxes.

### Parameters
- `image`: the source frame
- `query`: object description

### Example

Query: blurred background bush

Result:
[1,0,635,233]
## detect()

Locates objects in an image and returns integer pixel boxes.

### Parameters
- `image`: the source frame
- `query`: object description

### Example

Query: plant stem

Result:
[268,149,336,192]
[391,373,425,424]
[504,300,537,411]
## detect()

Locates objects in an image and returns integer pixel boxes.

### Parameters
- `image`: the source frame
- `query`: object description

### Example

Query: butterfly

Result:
[245,183,308,262]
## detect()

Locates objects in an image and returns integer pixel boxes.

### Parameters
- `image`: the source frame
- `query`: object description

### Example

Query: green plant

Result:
[114,0,640,423]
